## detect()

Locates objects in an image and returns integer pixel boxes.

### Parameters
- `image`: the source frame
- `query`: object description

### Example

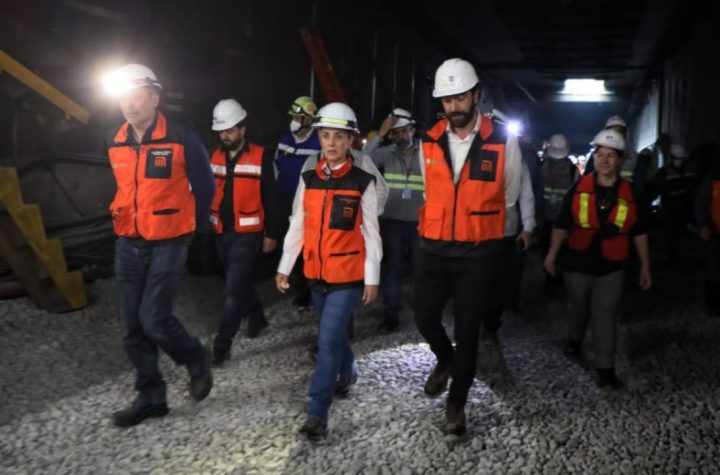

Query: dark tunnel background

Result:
[0,0,719,272]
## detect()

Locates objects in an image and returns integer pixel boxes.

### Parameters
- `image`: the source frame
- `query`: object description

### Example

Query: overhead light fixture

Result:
[559,79,612,102]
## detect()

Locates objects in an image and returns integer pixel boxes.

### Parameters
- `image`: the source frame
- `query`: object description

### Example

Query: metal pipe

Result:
[370,29,379,122]
[309,1,317,99]
[392,40,399,101]
[410,51,416,111]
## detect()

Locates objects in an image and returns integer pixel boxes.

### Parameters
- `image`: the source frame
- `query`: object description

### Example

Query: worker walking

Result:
[544,129,652,389]
[539,134,578,285]
[275,96,321,309]
[276,103,382,441]
[208,99,283,365]
[104,64,215,427]
[414,58,525,442]
[364,108,423,333]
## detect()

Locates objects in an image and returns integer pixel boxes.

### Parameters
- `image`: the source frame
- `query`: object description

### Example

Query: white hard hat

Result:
[102,63,161,96]
[313,102,359,133]
[591,128,626,151]
[432,58,479,98]
[390,108,415,129]
[212,99,247,131]
[546,134,569,159]
[670,143,689,158]
[605,115,627,128]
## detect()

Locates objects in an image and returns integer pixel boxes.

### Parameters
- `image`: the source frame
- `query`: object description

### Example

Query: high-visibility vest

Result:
[419,116,506,243]
[301,157,374,284]
[208,144,265,233]
[567,173,637,261]
[107,112,196,240]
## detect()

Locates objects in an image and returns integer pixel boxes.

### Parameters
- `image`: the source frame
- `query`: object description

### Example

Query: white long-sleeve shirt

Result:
[277,161,382,285]
[505,160,536,236]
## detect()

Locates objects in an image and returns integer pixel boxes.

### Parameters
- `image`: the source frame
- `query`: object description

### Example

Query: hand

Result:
[362,285,379,305]
[543,255,557,276]
[700,226,711,241]
[378,116,398,138]
[262,237,277,253]
[638,265,652,290]
[275,273,290,293]
[516,230,532,251]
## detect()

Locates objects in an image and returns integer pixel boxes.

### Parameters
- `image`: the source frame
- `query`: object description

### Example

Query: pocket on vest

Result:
[420,204,444,239]
[330,194,360,231]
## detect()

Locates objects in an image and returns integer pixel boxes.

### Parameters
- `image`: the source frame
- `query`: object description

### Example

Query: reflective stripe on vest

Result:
[578,192,591,228]
[384,172,425,191]
[209,144,265,234]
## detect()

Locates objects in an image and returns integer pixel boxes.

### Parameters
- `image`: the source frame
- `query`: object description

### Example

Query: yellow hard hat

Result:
[288,96,318,118]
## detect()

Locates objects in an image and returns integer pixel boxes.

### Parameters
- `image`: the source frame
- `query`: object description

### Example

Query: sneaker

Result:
[212,346,230,367]
[299,417,328,441]
[112,402,168,428]
[596,368,623,389]
[246,317,268,338]
[335,372,358,398]
[562,340,582,360]
[189,350,213,401]
[443,403,466,443]
[378,317,399,334]
[424,361,452,397]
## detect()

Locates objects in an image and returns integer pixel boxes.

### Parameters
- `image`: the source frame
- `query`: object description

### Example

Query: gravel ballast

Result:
[1,254,719,474]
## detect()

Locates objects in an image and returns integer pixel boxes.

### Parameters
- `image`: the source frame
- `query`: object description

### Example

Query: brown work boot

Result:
[423,361,452,397]
[443,403,466,443]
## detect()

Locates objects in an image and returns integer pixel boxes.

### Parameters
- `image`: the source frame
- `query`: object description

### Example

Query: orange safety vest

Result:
[208,144,265,233]
[710,180,720,234]
[107,112,196,240]
[419,116,506,243]
[301,158,374,284]
[567,173,637,261]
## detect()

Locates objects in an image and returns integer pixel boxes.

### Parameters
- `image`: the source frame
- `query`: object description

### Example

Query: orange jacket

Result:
[208,144,265,233]
[107,112,196,240]
[567,173,637,261]
[419,116,506,243]
[302,158,374,284]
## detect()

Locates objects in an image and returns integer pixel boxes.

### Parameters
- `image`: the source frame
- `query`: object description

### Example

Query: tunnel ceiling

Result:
[393,0,682,103]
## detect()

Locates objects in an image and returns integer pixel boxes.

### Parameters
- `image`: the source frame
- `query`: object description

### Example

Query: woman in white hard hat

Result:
[544,128,652,389]
[275,102,382,441]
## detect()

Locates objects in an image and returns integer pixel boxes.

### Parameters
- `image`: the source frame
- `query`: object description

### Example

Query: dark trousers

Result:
[382,219,420,318]
[414,247,502,406]
[483,237,517,332]
[115,236,205,405]
[214,232,264,351]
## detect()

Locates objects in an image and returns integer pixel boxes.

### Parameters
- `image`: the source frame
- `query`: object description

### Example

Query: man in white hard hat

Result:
[363,107,423,333]
[539,133,578,285]
[275,96,322,309]
[208,99,283,364]
[653,143,697,263]
[414,58,525,442]
[103,63,215,427]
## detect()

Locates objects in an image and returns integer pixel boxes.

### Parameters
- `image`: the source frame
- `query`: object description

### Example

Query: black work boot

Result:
[299,417,328,442]
[211,345,230,367]
[112,402,169,428]
[335,372,358,398]
[246,317,268,338]
[562,339,582,360]
[189,349,213,401]
[424,361,452,397]
[596,368,623,389]
[443,403,467,443]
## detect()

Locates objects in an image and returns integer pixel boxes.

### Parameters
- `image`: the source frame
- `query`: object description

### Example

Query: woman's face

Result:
[318,128,352,163]
[593,146,623,177]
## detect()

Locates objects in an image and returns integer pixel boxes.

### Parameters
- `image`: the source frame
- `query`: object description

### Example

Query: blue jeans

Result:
[115,236,205,406]
[382,219,419,317]
[214,232,264,351]
[308,287,362,420]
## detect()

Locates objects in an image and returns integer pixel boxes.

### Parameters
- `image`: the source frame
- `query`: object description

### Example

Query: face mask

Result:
[394,138,412,150]
[290,120,304,133]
